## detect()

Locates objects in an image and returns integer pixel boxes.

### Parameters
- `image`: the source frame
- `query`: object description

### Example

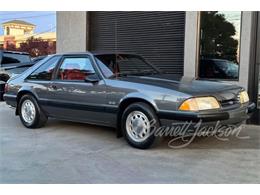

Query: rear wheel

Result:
[121,102,160,149]
[18,95,48,128]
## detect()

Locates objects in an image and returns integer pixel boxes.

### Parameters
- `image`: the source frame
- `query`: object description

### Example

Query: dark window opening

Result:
[6,27,10,35]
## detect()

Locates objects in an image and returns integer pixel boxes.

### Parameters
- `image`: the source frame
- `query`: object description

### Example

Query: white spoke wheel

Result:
[19,95,48,128]
[126,111,151,142]
[21,99,36,125]
[122,102,160,149]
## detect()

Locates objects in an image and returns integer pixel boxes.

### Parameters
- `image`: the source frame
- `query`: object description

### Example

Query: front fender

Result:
[119,92,159,111]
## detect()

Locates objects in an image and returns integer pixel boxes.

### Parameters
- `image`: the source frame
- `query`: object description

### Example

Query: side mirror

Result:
[84,73,99,83]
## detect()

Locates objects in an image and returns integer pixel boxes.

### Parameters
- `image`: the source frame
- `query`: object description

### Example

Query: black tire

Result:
[121,102,161,149]
[0,82,5,101]
[0,92,3,101]
[18,94,48,128]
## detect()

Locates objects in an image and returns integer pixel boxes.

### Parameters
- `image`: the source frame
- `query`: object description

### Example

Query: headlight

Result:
[179,97,220,111]
[239,91,249,104]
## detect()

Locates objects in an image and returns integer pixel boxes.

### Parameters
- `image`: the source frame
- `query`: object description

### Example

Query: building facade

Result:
[0,20,56,49]
[56,11,260,123]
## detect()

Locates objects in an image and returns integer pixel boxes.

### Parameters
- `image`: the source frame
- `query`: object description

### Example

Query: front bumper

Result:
[158,102,256,126]
[3,93,17,107]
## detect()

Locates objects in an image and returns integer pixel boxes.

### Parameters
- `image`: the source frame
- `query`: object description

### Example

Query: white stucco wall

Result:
[56,11,88,53]
[183,11,200,78]
[238,12,254,90]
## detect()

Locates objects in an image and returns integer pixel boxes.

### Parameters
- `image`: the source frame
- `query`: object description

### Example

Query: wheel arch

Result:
[116,95,158,137]
[16,90,38,115]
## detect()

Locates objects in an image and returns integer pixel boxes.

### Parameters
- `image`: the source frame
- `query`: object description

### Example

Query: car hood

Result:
[117,74,242,100]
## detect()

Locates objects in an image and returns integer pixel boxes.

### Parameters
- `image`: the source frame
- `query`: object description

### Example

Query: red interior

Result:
[60,64,86,80]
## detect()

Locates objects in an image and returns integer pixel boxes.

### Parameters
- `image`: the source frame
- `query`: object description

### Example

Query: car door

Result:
[47,55,110,125]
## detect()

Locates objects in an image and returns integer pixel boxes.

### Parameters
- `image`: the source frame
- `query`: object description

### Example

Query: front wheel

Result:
[121,102,161,149]
[18,94,48,128]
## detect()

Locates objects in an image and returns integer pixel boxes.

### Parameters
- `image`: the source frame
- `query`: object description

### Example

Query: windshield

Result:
[94,54,159,78]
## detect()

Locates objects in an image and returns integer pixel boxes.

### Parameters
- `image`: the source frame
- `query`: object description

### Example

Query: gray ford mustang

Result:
[4,52,255,149]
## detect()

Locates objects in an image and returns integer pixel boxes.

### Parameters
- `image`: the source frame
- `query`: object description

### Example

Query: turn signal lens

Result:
[179,97,220,111]
[239,91,249,104]
[179,98,198,111]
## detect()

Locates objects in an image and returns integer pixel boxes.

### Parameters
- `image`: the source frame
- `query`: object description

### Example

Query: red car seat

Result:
[60,64,86,80]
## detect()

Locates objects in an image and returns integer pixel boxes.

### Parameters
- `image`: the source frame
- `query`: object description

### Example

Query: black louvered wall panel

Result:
[89,12,185,75]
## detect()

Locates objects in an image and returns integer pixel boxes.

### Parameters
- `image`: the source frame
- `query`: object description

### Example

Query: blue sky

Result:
[0,11,56,35]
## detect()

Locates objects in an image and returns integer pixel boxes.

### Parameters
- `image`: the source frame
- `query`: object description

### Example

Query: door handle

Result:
[50,84,57,90]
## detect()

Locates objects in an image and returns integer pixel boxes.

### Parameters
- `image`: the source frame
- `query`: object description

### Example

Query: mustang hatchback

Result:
[4,52,255,149]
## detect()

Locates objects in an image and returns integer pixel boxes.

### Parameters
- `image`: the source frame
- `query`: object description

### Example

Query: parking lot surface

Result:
[0,102,260,183]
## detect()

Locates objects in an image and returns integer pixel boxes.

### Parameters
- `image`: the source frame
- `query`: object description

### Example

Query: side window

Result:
[6,27,10,35]
[2,53,31,65]
[57,57,95,81]
[95,58,114,78]
[27,56,60,80]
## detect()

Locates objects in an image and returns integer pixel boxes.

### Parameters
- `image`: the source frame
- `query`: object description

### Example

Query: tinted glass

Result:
[57,57,94,81]
[198,11,241,80]
[6,66,32,75]
[95,54,158,78]
[2,53,31,65]
[27,56,60,80]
